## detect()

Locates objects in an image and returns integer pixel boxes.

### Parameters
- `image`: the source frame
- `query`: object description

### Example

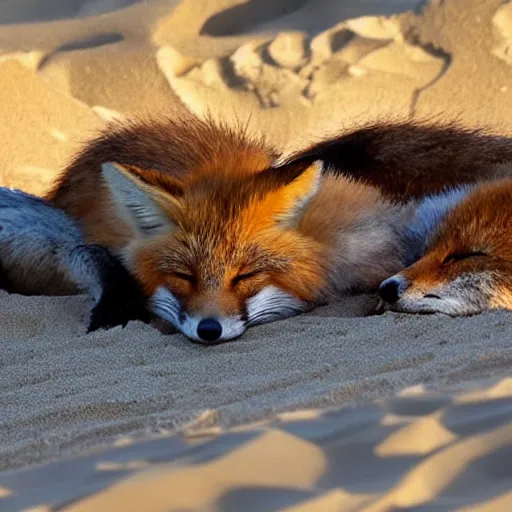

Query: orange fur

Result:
[48,113,277,249]
[47,114,512,336]
[387,179,512,315]
[128,161,330,307]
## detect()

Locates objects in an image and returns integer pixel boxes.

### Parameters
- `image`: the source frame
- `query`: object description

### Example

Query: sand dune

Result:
[0,0,511,510]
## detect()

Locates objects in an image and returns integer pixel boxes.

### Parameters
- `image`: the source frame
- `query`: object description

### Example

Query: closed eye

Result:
[173,271,196,284]
[442,251,487,265]
[232,270,261,286]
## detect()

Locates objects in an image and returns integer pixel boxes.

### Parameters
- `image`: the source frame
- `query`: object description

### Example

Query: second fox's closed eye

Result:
[442,251,487,264]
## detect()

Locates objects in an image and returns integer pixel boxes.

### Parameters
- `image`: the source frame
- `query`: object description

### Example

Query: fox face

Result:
[379,252,512,315]
[379,179,512,316]
[101,159,328,343]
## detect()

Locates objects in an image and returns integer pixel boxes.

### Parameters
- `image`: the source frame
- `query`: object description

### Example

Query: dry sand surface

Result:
[2,377,511,512]
[0,0,512,510]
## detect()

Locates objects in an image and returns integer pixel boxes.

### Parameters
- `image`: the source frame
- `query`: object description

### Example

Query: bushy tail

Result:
[287,121,512,200]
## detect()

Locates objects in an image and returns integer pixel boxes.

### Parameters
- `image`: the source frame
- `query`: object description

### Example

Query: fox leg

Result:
[0,258,14,293]
[64,245,150,332]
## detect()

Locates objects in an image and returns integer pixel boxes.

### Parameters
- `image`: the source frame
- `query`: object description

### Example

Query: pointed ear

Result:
[258,160,323,228]
[101,162,183,237]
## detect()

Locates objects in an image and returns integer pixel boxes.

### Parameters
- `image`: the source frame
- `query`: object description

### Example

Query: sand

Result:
[1,376,511,512]
[0,0,511,510]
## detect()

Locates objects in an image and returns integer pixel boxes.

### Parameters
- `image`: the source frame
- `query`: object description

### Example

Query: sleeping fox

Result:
[44,114,512,342]
[378,178,512,315]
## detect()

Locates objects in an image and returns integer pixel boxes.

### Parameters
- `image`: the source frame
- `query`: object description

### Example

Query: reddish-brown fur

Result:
[49,116,512,249]
[393,179,512,312]
[286,121,512,200]
[127,160,329,304]
[47,114,512,323]
[48,113,278,249]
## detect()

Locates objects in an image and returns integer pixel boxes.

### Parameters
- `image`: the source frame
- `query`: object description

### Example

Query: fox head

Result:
[100,159,327,342]
[378,179,512,315]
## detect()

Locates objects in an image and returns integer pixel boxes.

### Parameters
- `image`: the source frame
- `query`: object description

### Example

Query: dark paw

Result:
[83,245,151,333]
[0,259,14,293]
[87,293,150,333]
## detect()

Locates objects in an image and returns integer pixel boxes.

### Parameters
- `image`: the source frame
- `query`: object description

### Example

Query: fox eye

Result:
[232,270,260,286]
[442,251,487,264]
[173,271,196,284]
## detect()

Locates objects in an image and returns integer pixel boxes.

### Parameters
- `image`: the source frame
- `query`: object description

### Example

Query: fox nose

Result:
[378,276,405,304]
[197,318,222,343]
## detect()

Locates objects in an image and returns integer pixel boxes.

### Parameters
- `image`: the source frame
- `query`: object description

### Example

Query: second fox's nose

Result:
[378,277,402,304]
[197,318,222,343]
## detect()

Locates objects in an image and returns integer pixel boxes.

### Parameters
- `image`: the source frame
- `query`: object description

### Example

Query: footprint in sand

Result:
[267,32,308,69]
[305,28,389,97]
[230,42,310,108]
[158,11,445,114]
[307,19,444,99]
[158,40,310,110]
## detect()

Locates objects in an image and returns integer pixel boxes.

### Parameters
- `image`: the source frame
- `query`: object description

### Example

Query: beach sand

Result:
[0,0,511,510]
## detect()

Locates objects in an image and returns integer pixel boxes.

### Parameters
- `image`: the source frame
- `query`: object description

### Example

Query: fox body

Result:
[47,115,512,342]
[0,188,149,331]
[61,159,410,342]
[379,178,512,315]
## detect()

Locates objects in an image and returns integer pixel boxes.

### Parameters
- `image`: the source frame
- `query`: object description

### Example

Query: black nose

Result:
[378,278,400,304]
[197,318,222,342]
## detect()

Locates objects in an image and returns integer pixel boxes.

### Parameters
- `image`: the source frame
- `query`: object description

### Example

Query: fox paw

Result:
[87,294,150,333]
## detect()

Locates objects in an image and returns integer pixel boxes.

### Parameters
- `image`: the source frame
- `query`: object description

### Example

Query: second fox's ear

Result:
[101,162,183,237]
[257,160,323,228]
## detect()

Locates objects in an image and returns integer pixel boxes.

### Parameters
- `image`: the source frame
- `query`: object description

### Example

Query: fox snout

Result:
[149,285,308,343]
[377,270,497,316]
[181,314,247,344]
[378,275,410,304]
[149,286,247,344]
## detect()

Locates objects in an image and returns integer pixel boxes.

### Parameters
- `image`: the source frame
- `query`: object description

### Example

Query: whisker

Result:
[149,301,179,313]
[149,298,181,326]
[247,306,303,326]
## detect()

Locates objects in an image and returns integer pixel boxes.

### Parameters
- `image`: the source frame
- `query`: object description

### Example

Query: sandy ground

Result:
[0,0,511,510]
[2,377,511,512]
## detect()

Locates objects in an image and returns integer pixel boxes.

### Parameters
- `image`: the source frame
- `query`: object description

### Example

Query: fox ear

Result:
[262,160,323,228]
[101,162,182,237]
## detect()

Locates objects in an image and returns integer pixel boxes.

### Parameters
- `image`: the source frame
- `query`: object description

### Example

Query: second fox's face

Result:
[101,160,326,343]
[379,250,512,316]
[378,179,512,317]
